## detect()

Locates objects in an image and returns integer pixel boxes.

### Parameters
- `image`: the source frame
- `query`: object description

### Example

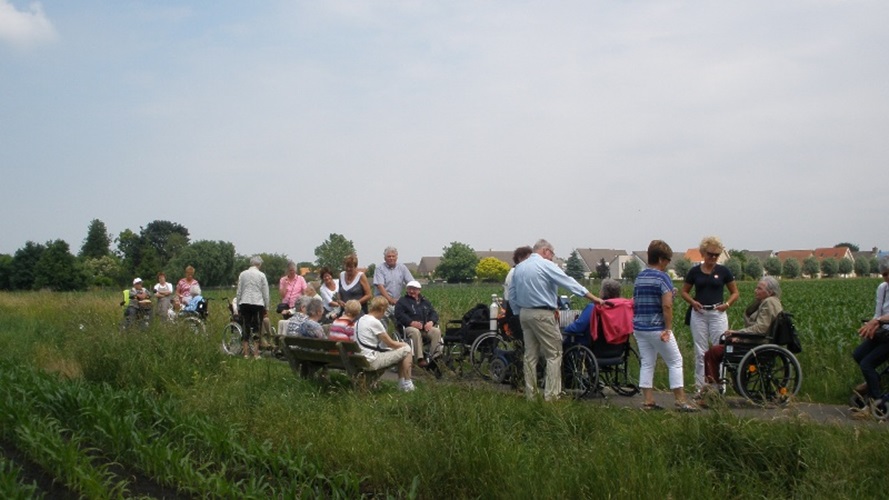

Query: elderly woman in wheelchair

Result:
[701,276,802,404]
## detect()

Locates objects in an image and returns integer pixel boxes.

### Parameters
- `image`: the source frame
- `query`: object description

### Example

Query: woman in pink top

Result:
[279,261,308,309]
[175,266,199,310]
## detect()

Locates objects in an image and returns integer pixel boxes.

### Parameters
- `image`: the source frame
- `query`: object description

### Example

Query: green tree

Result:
[565,251,585,280]
[724,257,742,281]
[141,220,190,265]
[116,221,190,279]
[168,241,237,288]
[870,257,881,275]
[802,256,820,278]
[314,233,356,272]
[782,258,801,279]
[763,256,782,277]
[33,239,86,291]
[854,257,871,277]
[82,255,123,288]
[820,258,838,278]
[622,259,641,281]
[365,263,376,279]
[80,219,111,259]
[744,257,763,280]
[10,241,45,290]
[0,254,12,290]
[476,257,510,283]
[835,242,860,252]
[728,249,747,269]
[596,258,610,280]
[837,258,853,277]
[672,257,692,279]
[436,242,478,283]
[258,253,290,285]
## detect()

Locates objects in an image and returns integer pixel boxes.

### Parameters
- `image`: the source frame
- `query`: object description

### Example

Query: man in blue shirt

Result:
[508,239,603,401]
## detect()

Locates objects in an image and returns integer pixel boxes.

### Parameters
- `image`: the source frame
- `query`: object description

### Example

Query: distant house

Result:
[403,262,419,276]
[813,247,853,262]
[416,250,514,278]
[743,250,775,264]
[416,256,442,277]
[683,248,729,264]
[775,250,816,277]
[575,248,629,280]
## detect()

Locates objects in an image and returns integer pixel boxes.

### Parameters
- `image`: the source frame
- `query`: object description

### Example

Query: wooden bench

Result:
[277,335,385,388]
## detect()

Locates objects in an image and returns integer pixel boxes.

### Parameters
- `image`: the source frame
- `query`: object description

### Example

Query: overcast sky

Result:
[1,0,886,265]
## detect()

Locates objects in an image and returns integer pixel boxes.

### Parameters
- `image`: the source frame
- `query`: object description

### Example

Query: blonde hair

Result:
[699,236,724,254]
[344,300,361,317]
[368,296,389,314]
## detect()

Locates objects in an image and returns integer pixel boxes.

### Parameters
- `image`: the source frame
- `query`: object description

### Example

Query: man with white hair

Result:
[508,239,603,401]
[236,255,270,359]
[394,280,442,368]
[373,246,415,317]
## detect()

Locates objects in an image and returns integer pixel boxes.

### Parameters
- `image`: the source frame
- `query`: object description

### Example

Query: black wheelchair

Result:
[176,298,208,335]
[718,311,803,405]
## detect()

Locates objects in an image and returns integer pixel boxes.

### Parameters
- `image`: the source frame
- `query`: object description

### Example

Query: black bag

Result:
[771,311,802,354]
[275,302,290,314]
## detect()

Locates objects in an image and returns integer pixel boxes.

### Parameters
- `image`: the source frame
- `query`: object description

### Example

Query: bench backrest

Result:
[279,336,371,370]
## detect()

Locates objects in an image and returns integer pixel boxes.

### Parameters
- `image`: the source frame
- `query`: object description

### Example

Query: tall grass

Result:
[0,284,887,498]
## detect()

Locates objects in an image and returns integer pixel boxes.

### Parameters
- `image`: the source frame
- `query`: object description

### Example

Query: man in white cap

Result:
[124,277,153,326]
[394,280,442,368]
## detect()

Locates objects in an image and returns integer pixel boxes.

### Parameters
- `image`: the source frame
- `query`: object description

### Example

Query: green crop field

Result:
[0,279,886,498]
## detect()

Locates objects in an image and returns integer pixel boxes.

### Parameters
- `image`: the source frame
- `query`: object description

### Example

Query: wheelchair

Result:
[440,307,493,377]
[120,289,153,330]
[220,298,244,355]
[718,311,803,405]
[176,298,208,335]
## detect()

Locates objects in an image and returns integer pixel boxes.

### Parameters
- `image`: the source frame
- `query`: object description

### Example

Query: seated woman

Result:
[355,296,415,392]
[329,300,361,342]
[285,297,313,337]
[180,284,204,315]
[851,256,889,410]
[564,279,623,336]
[703,276,783,391]
[294,299,326,339]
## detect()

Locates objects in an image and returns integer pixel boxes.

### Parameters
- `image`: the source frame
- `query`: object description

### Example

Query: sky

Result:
[1,0,887,266]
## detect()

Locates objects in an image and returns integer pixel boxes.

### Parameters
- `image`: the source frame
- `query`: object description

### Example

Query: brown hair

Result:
[647,240,673,264]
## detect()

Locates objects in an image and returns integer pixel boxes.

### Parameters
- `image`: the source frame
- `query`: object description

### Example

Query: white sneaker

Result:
[399,380,416,392]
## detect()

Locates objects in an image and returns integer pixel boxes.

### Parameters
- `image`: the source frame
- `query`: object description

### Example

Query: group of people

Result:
[238,247,438,391]
[123,266,204,326]
[503,236,794,410]
[125,239,889,408]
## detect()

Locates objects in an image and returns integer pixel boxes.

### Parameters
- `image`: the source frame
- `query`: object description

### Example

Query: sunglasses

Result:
[705,252,720,258]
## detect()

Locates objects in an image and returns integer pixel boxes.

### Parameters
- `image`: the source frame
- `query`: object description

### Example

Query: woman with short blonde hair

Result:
[681,236,740,394]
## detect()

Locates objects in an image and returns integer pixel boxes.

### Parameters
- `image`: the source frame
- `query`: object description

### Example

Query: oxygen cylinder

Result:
[489,294,500,332]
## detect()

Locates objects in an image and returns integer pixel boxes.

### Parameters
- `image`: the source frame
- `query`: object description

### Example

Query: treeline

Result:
[0,219,303,291]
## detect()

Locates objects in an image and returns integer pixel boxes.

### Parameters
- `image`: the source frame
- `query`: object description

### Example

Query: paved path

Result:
[396,368,888,428]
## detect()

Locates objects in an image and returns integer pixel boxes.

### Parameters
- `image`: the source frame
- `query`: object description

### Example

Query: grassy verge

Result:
[0,285,886,498]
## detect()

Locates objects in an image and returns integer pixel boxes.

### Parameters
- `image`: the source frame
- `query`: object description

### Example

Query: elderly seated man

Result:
[124,277,153,325]
[394,280,442,368]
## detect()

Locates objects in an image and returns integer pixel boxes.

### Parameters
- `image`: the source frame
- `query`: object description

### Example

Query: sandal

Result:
[675,401,701,413]
[642,402,664,411]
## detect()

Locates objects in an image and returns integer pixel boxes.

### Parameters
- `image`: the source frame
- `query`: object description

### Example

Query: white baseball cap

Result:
[406,280,422,289]
[133,277,143,285]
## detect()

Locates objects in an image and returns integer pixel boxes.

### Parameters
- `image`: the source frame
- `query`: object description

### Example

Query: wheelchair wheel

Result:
[735,345,802,404]
[183,316,206,336]
[563,345,598,399]
[221,322,243,356]
[609,345,640,397]
[470,332,502,380]
[871,398,889,421]
[490,357,509,384]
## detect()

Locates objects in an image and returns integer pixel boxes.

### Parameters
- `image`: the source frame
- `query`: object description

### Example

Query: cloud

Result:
[0,0,56,47]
